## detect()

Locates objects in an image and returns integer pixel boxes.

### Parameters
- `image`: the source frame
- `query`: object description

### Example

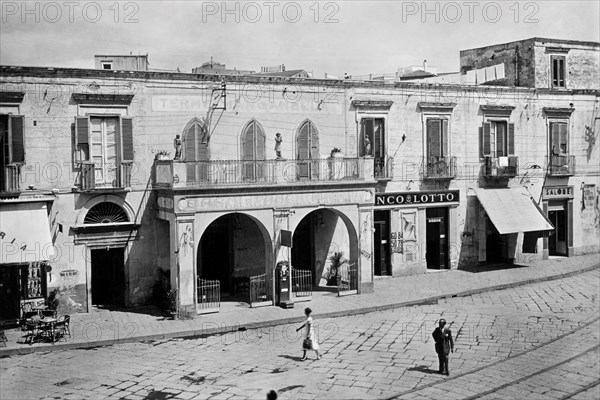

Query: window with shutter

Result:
[551,55,566,88]
[296,120,320,179]
[508,123,515,155]
[427,119,442,159]
[73,115,132,188]
[241,120,265,180]
[550,122,568,155]
[9,115,25,164]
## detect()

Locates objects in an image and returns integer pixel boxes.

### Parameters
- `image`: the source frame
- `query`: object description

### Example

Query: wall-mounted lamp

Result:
[402,134,406,142]
[316,211,325,228]
[406,180,414,190]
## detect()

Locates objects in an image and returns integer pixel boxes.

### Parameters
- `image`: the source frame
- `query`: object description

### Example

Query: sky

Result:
[1,0,599,77]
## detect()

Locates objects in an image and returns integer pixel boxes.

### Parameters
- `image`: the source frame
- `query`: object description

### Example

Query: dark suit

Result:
[432,326,454,374]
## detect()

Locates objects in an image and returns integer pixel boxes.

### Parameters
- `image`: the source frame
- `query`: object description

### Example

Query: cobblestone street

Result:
[2,269,599,400]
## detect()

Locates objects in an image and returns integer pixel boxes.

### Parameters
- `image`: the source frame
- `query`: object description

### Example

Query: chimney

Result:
[423,60,428,72]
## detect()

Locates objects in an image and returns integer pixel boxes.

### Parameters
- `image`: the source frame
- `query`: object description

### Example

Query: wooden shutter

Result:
[75,116,91,161]
[427,119,441,159]
[441,120,448,158]
[482,122,491,157]
[185,122,197,182]
[309,122,319,159]
[559,122,568,154]
[374,119,384,158]
[121,117,134,161]
[197,125,209,161]
[8,115,25,164]
[508,123,515,155]
[550,122,560,155]
[297,122,309,159]
[255,123,265,160]
[496,123,506,157]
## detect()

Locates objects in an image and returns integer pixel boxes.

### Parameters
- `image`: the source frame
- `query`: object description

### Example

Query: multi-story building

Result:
[1,38,598,322]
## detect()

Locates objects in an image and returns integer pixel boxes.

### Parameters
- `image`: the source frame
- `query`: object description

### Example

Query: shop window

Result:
[0,114,25,192]
[551,55,566,88]
[522,232,539,253]
[21,262,47,300]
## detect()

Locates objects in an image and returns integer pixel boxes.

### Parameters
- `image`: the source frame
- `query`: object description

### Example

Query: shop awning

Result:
[0,202,55,264]
[475,188,554,235]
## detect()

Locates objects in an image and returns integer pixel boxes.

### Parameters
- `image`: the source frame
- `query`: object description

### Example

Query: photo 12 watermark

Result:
[201,1,340,23]
[401,1,540,24]
[1,1,140,24]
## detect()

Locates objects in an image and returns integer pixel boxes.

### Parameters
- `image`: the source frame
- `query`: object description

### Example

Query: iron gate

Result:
[337,263,358,296]
[249,273,273,307]
[292,268,312,302]
[197,278,220,314]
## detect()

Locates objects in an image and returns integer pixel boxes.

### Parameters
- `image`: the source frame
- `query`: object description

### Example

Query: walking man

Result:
[432,318,454,375]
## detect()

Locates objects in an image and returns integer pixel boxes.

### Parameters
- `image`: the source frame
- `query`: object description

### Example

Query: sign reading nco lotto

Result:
[375,190,460,207]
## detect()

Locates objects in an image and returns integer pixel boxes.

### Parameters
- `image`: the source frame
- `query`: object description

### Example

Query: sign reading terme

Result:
[375,190,460,206]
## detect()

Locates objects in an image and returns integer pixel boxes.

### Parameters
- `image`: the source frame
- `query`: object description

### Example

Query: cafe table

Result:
[39,317,58,342]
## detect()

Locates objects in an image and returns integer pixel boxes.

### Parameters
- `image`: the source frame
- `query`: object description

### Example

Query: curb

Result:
[2,263,598,358]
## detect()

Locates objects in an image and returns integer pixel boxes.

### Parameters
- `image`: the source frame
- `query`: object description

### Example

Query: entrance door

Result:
[426,208,448,269]
[374,211,390,275]
[91,248,125,306]
[0,265,20,323]
[200,218,232,293]
[548,204,567,256]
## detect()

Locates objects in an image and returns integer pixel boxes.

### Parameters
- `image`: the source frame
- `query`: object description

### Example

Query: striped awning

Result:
[476,188,554,235]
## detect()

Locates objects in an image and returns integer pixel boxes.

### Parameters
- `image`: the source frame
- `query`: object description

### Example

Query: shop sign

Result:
[582,184,596,210]
[375,190,459,207]
[542,186,574,200]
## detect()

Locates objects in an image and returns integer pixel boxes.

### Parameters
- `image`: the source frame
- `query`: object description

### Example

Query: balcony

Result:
[547,155,575,176]
[78,161,133,191]
[482,156,519,178]
[374,156,394,181]
[0,165,21,197]
[421,156,457,180]
[154,157,379,189]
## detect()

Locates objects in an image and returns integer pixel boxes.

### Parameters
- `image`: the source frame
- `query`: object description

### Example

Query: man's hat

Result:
[439,318,446,325]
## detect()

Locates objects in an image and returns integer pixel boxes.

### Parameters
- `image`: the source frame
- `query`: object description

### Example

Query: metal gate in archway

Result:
[197,278,220,314]
[337,263,358,296]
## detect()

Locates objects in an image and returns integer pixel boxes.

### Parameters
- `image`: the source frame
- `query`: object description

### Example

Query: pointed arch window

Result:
[296,120,320,179]
[241,120,266,181]
[183,118,209,182]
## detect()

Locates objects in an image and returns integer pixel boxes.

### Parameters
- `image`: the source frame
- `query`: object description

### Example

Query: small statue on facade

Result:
[173,135,182,160]
[275,132,283,158]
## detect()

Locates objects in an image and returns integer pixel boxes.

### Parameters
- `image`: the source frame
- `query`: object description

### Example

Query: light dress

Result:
[303,316,319,350]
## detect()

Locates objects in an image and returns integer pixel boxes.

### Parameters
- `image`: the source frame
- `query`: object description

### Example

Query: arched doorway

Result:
[197,213,271,299]
[84,201,129,307]
[292,209,357,287]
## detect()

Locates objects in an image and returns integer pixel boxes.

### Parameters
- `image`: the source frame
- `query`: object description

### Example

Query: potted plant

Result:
[166,289,178,319]
[330,147,343,158]
[155,150,171,161]
[326,251,346,286]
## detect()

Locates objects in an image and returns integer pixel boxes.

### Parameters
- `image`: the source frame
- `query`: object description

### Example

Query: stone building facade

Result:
[1,38,599,321]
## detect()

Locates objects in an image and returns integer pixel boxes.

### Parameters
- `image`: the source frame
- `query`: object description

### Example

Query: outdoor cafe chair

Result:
[53,315,71,341]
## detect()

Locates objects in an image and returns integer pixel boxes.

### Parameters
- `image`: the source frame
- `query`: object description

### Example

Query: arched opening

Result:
[292,208,358,288]
[83,202,129,307]
[296,119,320,179]
[241,119,266,181]
[197,213,271,300]
[183,117,209,182]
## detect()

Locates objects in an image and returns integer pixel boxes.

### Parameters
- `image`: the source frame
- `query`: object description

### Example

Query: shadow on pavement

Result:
[407,365,441,374]
[279,354,305,362]
[459,262,529,273]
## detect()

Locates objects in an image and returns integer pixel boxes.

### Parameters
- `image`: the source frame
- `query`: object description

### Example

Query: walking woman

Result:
[296,307,321,360]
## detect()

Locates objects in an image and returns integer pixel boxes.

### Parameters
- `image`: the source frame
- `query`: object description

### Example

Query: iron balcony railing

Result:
[422,156,457,180]
[249,273,273,307]
[197,278,220,314]
[78,161,134,190]
[154,157,386,188]
[374,156,394,180]
[482,156,519,178]
[547,155,575,176]
[1,164,21,193]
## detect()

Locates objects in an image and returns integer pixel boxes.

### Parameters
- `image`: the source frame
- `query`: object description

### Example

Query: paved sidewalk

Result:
[1,254,598,357]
